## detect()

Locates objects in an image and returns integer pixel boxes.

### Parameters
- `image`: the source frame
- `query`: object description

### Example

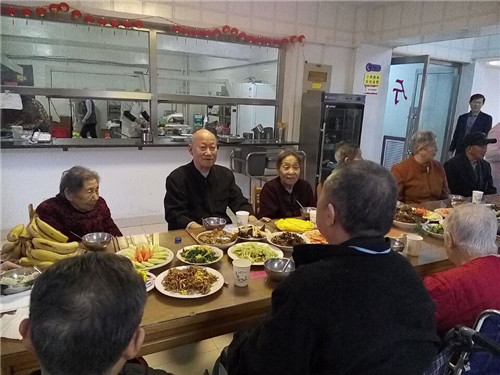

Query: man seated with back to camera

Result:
[423,203,500,336]
[444,132,497,197]
[19,252,171,375]
[164,129,255,230]
[219,161,439,375]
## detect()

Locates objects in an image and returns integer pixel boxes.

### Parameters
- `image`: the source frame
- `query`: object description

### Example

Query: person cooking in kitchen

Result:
[120,100,150,138]
[164,129,256,230]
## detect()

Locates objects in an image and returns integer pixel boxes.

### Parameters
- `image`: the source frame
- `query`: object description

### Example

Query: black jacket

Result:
[444,153,497,197]
[227,237,439,375]
[164,161,253,230]
[449,111,493,154]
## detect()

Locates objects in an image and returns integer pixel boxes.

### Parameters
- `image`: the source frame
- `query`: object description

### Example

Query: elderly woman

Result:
[36,166,122,242]
[391,131,449,204]
[258,150,315,219]
[423,204,500,335]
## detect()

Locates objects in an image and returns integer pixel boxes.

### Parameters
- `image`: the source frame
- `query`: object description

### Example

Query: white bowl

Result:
[196,230,237,250]
[392,220,427,231]
[267,231,310,252]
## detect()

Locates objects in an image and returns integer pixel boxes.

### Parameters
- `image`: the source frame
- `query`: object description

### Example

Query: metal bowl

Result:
[264,257,295,282]
[0,267,41,295]
[82,232,112,251]
[202,217,227,231]
[390,238,405,253]
[300,207,315,220]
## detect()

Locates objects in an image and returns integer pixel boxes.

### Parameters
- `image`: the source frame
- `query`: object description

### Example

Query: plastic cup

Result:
[472,190,484,204]
[309,209,317,225]
[405,234,423,257]
[236,211,250,226]
[11,126,23,139]
[233,258,251,287]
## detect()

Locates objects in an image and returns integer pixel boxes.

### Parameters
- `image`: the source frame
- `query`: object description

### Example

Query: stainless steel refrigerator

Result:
[299,92,365,188]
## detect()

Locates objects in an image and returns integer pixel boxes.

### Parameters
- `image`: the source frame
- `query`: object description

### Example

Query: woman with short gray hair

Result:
[36,166,122,242]
[391,130,449,203]
[423,203,500,335]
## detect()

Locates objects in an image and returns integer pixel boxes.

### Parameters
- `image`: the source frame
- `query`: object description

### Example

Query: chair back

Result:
[253,186,262,214]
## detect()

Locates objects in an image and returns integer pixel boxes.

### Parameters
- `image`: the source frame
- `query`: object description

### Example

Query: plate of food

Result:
[275,218,315,233]
[422,223,444,239]
[228,242,283,266]
[303,229,328,244]
[136,270,156,292]
[434,208,452,217]
[196,229,237,250]
[393,204,427,230]
[176,245,223,265]
[267,231,310,251]
[237,224,271,241]
[155,266,224,298]
[117,244,174,270]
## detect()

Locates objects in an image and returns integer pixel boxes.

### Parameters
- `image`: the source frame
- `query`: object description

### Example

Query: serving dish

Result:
[82,232,112,250]
[0,267,41,295]
[237,224,271,241]
[196,229,237,250]
[117,244,174,270]
[155,266,224,299]
[176,245,223,265]
[392,220,427,231]
[228,242,283,266]
[302,229,328,244]
[202,217,226,231]
[267,231,310,252]
[422,223,444,239]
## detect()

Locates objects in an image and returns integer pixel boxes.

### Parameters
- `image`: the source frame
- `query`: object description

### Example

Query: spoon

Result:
[70,231,82,240]
[295,200,305,209]
[280,257,293,272]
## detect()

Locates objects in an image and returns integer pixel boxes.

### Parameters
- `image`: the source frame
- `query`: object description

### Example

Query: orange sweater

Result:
[391,156,449,204]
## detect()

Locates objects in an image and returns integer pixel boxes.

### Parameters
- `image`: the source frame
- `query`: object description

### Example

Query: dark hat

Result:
[464,132,497,147]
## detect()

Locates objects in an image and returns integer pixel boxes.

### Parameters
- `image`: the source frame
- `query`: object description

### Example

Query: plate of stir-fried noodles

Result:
[155,266,224,298]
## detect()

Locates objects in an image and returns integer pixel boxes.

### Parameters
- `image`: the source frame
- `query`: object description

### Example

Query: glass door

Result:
[381,56,429,163]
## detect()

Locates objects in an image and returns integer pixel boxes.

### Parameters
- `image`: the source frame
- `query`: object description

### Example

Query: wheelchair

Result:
[424,310,500,375]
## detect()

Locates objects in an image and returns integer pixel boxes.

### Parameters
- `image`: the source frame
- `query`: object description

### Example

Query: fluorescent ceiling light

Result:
[488,61,500,66]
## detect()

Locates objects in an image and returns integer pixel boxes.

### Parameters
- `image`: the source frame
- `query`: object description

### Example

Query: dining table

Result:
[0,213,461,375]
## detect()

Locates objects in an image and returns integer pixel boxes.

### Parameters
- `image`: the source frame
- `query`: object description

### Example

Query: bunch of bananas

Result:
[2,216,80,270]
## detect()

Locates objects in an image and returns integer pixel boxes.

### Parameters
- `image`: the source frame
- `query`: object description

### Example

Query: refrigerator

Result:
[299,92,365,188]
[229,83,276,136]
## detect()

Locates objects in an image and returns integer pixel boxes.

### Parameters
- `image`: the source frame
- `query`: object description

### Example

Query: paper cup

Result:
[233,258,251,287]
[472,190,484,204]
[405,234,423,257]
[236,211,250,226]
[11,125,23,139]
[309,209,317,225]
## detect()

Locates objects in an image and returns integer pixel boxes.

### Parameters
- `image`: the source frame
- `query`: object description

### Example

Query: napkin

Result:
[1,306,29,340]
[0,289,31,314]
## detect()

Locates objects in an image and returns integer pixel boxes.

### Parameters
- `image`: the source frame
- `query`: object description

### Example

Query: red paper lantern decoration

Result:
[133,20,143,28]
[36,7,47,17]
[212,28,221,36]
[222,25,231,34]
[97,17,107,26]
[290,35,298,43]
[230,27,238,35]
[247,35,255,44]
[59,2,70,12]
[110,19,120,28]
[238,32,246,41]
[298,35,305,43]
[71,10,82,20]
[182,26,190,35]
[49,4,59,13]
[280,38,289,45]
[6,7,17,16]
[193,28,201,37]
[172,25,181,34]
[22,8,33,17]
[123,20,132,28]
[84,14,95,24]
[204,29,212,38]
[272,38,280,45]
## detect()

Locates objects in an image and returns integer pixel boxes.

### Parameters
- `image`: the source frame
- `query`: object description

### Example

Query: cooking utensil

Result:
[70,231,82,240]
[81,232,112,251]
[280,256,293,272]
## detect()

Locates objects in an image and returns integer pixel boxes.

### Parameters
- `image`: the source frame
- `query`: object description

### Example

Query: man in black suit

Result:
[449,94,492,156]
[444,132,497,197]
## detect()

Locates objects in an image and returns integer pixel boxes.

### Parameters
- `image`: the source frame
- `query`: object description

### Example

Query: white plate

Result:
[423,211,443,222]
[154,266,224,299]
[267,231,310,252]
[228,242,283,265]
[392,220,427,231]
[176,245,224,265]
[145,272,156,292]
[422,223,444,239]
[237,225,271,242]
[196,230,237,250]
[116,245,174,270]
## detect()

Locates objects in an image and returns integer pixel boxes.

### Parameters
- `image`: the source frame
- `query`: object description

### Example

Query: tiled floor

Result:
[117,219,233,375]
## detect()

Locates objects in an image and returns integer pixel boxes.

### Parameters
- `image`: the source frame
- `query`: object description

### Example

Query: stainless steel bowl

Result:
[264,258,295,282]
[82,232,112,250]
[390,238,405,253]
[202,217,226,231]
[0,267,41,295]
[300,207,315,220]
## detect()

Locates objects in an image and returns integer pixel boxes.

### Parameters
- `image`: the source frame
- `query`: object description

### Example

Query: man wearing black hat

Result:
[444,132,497,197]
